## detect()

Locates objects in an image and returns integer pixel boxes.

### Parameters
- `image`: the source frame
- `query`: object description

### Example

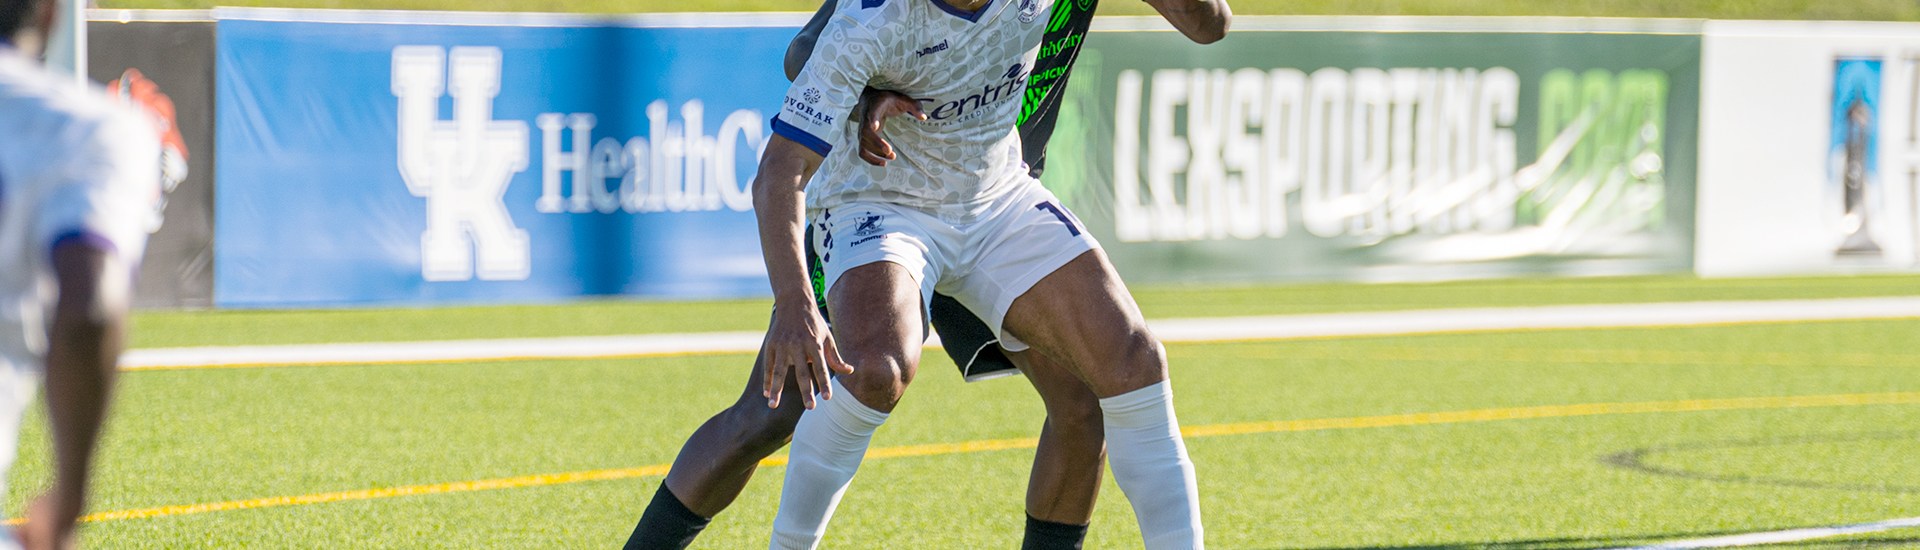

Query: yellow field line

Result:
[21,391,1920,527]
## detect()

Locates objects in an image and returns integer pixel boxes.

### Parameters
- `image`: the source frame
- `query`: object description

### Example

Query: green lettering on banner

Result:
[1528,69,1670,230]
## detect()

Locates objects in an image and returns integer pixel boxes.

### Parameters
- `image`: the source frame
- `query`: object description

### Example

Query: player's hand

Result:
[17,491,80,550]
[764,304,854,410]
[856,87,925,167]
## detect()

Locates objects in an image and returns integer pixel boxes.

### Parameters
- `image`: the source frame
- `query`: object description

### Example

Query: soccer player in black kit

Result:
[623,1,1228,548]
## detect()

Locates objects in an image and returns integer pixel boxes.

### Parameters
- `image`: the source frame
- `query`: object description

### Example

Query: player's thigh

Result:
[814,205,944,409]
[941,183,1097,355]
[1001,249,1165,398]
[825,261,928,411]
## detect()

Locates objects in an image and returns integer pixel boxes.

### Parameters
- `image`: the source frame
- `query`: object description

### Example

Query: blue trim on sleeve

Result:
[48,230,119,262]
[928,0,994,22]
[772,116,834,157]
[862,0,885,8]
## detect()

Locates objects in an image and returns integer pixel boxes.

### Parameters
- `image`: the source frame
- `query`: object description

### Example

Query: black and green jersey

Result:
[1017,0,1097,178]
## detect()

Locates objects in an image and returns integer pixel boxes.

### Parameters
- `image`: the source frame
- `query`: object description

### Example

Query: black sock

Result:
[1022,514,1089,550]
[623,484,711,550]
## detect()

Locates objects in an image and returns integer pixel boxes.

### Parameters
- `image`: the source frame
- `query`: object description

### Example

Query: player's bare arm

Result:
[23,238,132,550]
[1144,0,1233,44]
[752,136,853,411]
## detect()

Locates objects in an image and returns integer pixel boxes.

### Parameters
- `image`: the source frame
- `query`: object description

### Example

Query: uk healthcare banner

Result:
[214,10,795,307]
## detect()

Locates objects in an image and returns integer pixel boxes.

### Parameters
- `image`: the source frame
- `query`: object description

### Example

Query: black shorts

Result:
[805,226,1018,381]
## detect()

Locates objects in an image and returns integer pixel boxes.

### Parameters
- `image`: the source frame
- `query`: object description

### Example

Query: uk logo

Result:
[392,46,532,282]
[1019,0,1040,23]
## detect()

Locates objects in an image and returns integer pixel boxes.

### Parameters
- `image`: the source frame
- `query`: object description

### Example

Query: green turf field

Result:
[94,0,1920,21]
[6,276,1920,547]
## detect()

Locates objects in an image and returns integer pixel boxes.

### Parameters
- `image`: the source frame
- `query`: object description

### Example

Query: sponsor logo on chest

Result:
[916,63,1031,123]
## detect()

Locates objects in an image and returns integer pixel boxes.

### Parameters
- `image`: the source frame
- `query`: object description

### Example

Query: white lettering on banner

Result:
[1113,67,1521,243]
[390,45,770,284]
[393,46,533,282]
[536,101,766,214]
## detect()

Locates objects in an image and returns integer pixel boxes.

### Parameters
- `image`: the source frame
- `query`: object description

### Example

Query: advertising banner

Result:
[212,13,1705,307]
[89,17,217,308]
[1697,21,1920,276]
[214,12,795,307]
[1040,24,1702,284]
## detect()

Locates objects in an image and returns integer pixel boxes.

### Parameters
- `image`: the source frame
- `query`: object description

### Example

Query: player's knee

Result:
[1107,329,1168,391]
[840,351,913,412]
[1118,329,1166,371]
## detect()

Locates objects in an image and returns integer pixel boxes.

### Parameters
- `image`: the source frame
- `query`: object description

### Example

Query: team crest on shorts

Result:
[853,213,885,237]
[1018,0,1040,23]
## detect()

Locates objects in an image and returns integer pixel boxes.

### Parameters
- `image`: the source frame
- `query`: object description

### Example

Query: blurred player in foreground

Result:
[624,0,1226,548]
[0,0,160,547]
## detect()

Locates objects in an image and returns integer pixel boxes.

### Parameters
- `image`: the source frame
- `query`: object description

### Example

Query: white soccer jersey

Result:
[0,47,159,485]
[774,0,1055,222]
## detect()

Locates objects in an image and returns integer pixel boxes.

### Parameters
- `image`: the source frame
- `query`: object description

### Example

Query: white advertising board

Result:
[1698,21,1920,276]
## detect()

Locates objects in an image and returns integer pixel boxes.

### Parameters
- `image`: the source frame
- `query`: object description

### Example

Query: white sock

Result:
[769,378,890,550]
[1101,380,1204,549]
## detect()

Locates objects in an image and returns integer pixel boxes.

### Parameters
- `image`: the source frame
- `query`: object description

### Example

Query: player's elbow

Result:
[752,136,821,206]
[50,286,124,350]
[1180,3,1231,45]
[48,243,131,348]
[50,309,115,350]
[48,297,123,379]
[1186,16,1230,44]
[1189,28,1226,45]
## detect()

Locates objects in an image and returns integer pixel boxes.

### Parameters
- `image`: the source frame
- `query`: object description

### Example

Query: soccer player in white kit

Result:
[752,0,1204,548]
[1,0,160,547]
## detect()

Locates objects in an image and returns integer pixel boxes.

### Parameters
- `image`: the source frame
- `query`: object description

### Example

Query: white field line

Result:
[122,297,1920,370]
[1619,516,1920,549]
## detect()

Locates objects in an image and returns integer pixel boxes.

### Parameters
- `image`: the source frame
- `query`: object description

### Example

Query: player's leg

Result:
[1002,250,1202,549]
[1010,348,1106,550]
[770,261,928,549]
[929,295,1105,549]
[624,345,806,550]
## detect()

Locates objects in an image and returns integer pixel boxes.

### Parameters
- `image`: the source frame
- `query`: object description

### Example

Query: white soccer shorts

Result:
[809,179,1098,353]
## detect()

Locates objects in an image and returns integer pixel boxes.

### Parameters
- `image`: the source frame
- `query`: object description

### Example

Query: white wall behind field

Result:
[1698,20,1920,276]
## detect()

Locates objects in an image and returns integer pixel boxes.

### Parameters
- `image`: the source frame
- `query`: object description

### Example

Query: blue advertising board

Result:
[215,12,798,307]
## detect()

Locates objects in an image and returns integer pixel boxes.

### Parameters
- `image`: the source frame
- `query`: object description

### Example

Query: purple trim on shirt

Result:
[48,230,118,262]
[772,116,834,157]
[928,0,995,22]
